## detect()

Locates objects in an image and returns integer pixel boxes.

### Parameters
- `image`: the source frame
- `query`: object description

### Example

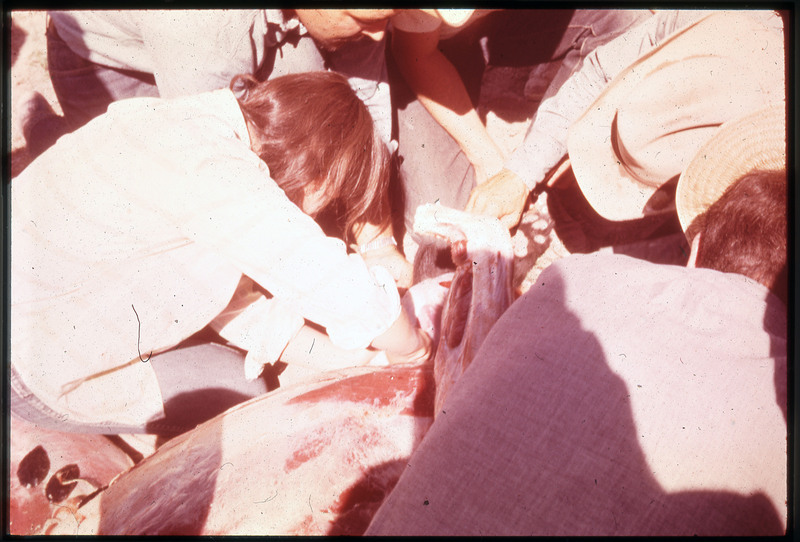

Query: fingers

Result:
[500,209,523,230]
[464,187,484,215]
[464,177,501,216]
[410,330,434,363]
[465,170,529,229]
[361,244,414,289]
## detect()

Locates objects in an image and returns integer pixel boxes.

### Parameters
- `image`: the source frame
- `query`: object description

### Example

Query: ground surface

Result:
[10,11,61,178]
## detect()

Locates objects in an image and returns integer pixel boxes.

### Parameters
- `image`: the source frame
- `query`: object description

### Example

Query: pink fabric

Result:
[366,253,787,536]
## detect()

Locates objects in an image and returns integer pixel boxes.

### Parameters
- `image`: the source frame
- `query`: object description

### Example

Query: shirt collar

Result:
[264,9,308,47]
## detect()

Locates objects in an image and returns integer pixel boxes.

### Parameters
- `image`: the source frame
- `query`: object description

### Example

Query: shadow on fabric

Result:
[365,266,784,535]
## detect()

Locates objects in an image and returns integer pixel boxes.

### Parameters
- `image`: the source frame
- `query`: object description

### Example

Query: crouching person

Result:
[366,107,787,536]
[10,71,431,437]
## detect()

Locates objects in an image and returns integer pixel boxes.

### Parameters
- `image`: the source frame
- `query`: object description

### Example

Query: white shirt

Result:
[11,89,400,426]
[49,9,392,144]
[505,9,784,190]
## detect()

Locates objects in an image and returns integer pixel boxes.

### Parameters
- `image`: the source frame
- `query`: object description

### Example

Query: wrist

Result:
[388,329,432,364]
[469,149,506,182]
[355,235,397,255]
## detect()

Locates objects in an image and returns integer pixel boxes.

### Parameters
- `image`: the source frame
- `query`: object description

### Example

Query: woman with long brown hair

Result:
[10,71,431,436]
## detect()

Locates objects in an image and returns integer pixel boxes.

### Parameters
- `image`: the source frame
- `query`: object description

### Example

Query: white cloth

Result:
[390,9,493,40]
[50,10,271,97]
[367,253,787,535]
[49,9,393,144]
[504,9,783,190]
[11,89,401,427]
[207,277,305,382]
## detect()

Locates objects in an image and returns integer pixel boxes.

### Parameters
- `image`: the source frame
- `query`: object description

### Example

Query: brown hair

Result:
[231,71,390,243]
[686,169,787,304]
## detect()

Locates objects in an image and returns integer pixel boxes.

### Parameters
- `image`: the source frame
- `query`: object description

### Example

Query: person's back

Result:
[23,10,394,159]
[365,107,787,535]
[11,88,277,427]
[365,251,786,535]
[49,11,271,98]
[11,71,430,436]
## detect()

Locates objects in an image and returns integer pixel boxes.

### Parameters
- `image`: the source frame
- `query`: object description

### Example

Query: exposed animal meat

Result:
[413,204,515,415]
[13,205,515,535]
[74,363,435,535]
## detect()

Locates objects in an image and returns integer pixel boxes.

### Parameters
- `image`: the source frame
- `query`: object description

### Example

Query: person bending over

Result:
[10,71,431,437]
[21,9,413,287]
[366,107,787,536]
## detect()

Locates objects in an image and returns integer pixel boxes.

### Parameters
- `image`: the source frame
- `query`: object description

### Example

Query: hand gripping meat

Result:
[413,203,515,415]
[19,205,515,535]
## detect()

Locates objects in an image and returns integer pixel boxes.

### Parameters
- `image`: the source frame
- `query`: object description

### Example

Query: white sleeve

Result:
[505,10,714,190]
[209,285,306,380]
[138,10,266,98]
[391,10,443,33]
[178,148,402,352]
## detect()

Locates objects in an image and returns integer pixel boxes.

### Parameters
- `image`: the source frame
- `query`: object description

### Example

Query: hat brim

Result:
[566,11,785,222]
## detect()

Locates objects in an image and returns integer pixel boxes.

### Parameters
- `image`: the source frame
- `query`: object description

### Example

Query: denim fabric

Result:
[10,342,268,436]
[19,17,161,158]
[10,363,176,435]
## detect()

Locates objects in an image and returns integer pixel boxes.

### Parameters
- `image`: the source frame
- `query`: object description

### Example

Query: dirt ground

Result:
[10,11,61,178]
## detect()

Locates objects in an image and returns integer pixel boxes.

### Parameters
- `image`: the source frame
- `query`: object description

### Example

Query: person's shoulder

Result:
[544,252,665,281]
[129,10,264,39]
[98,89,247,153]
[391,9,482,35]
[520,253,665,312]
[528,252,697,311]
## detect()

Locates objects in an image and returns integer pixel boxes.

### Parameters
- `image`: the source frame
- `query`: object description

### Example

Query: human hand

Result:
[372,304,434,365]
[401,272,453,345]
[465,168,529,230]
[385,327,433,365]
[469,141,507,186]
[361,243,414,290]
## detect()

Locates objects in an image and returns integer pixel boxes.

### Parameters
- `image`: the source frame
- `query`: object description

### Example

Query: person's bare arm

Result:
[467,10,712,230]
[352,193,413,290]
[279,323,378,371]
[280,309,432,371]
[369,305,433,364]
[392,27,505,184]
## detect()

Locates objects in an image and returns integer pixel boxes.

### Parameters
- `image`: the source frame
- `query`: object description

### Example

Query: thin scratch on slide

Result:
[254,490,278,504]
[131,304,152,362]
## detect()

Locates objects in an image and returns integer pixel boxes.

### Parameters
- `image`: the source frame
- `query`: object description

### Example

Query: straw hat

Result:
[566,11,785,222]
[675,105,787,236]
